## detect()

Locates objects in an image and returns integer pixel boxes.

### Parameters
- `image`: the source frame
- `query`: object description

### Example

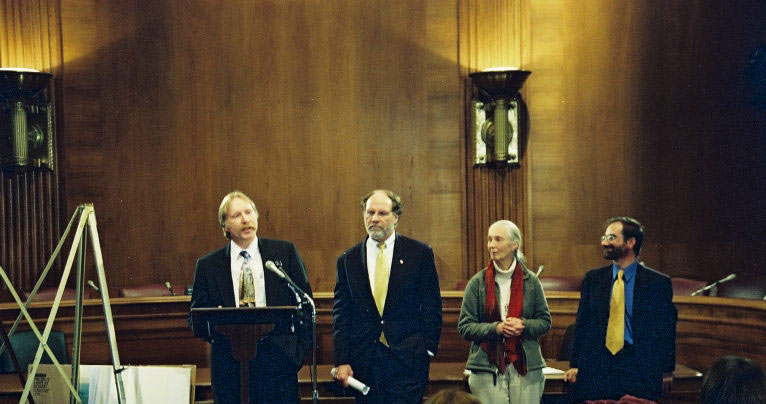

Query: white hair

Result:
[490,220,525,263]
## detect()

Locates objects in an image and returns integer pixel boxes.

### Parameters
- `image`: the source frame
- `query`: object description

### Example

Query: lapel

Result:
[349,237,379,315]
[257,237,284,306]
[632,264,648,330]
[383,233,408,315]
[596,265,614,322]
[214,243,236,307]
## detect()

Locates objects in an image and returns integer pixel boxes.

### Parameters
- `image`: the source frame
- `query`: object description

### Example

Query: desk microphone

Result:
[691,273,737,296]
[165,281,175,296]
[87,280,100,292]
[330,367,370,395]
[536,265,545,276]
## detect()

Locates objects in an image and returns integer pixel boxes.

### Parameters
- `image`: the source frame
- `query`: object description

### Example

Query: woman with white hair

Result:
[458,220,551,404]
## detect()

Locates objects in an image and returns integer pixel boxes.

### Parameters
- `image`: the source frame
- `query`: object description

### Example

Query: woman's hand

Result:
[496,317,525,337]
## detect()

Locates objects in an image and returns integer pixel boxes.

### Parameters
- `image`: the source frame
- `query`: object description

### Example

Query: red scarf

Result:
[481,260,527,375]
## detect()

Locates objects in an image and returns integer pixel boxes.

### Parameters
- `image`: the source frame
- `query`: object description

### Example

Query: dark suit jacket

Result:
[332,233,442,378]
[190,237,312,369]
[570,263,677,399]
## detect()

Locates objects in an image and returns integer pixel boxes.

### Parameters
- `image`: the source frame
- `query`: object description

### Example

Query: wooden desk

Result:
[0,292,759,387]
[541,360,703,395]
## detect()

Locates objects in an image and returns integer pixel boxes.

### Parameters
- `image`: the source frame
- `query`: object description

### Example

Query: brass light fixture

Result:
[0,68,55,175]
[469,68,530,166]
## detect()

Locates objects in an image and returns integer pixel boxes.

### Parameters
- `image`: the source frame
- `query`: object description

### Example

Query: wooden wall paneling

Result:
[0,0,65,297]
[459,0,531,279]
[57,1,465,294]
[525,1,766,282]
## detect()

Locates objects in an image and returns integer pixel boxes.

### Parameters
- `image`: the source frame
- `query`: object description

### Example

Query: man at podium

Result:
[190,190,313,404]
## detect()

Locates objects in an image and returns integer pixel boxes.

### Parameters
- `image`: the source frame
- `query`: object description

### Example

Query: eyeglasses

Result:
[600,234,618,242]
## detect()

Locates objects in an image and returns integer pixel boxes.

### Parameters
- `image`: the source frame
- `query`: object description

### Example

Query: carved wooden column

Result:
[0,0,64,298]
[459,0,532,277]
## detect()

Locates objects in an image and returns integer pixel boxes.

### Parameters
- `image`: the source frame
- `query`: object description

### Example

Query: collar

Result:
[612,259,638,281]
[493,258,517,275]
[366,231,395,250]
[230,238,259,260]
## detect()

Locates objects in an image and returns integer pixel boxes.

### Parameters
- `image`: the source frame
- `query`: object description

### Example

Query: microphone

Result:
[330,367,370,395]
[691,273,737,296]
[165,281,175,296]
[536,265,545,276]
[87,280,100,292]
[265,260,287,280]
[265,261,310,299]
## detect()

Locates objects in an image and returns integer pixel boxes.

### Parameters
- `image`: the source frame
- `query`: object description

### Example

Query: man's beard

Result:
[603,244,629,260]
[366,226,388,241]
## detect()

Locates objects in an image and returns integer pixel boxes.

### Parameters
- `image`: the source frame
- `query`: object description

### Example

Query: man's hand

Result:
[333,364,354,388]
[662,372,674,393]
[563,368,578,384]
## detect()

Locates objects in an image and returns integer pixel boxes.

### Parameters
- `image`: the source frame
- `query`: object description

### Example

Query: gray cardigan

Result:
[457,263,551,374]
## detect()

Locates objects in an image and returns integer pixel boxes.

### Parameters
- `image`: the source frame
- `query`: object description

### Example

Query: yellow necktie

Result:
[606,269,625,355]
[373,242,389,346]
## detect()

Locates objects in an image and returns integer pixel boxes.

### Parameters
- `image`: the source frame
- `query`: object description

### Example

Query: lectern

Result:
[191,306,300,403]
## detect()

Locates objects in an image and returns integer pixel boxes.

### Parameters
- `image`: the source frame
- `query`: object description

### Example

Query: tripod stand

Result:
[0,204,126,404]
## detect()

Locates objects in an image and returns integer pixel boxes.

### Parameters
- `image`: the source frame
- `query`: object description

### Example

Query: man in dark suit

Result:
[190,191,312,404]
[332,189,442,404]
[558,216,677,403]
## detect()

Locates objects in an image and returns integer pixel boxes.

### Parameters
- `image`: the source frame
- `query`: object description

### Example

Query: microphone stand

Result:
[282,279,318,404]
[691,274,737,296]
[306,295,318,404]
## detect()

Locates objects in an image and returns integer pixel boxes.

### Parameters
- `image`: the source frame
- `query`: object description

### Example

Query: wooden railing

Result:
[0,292,761,374]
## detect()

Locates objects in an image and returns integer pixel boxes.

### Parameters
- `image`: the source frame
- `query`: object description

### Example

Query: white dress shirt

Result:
[229,239,267,307]
[365,232,395,293]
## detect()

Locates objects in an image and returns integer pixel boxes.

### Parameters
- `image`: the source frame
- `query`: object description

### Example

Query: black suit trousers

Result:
[551,345,656,404]
[348,342,430,404]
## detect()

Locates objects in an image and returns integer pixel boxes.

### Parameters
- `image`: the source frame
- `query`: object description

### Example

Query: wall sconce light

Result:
[0,68,55,175]
[469,68,530,166]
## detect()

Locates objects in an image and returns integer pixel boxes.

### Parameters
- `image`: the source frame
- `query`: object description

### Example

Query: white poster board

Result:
[30,364,195,404]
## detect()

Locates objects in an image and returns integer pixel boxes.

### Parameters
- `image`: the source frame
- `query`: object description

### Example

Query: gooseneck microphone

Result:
[691,273,737,296]
[330,367,370,395]
[165,281,175,296]
[87,280,100,292]
[265,261,310,299]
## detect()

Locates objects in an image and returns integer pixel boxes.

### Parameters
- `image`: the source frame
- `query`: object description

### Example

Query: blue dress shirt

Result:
[611,260,637,345]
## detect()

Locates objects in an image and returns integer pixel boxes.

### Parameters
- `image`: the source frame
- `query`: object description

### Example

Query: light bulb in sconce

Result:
[469,68,530,167]
[0,68,55,175]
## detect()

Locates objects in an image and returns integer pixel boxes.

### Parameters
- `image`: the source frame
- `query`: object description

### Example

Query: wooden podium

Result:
[191,306,299,404]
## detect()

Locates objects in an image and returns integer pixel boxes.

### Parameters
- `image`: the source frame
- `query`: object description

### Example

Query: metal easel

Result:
[0,204,126,404]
